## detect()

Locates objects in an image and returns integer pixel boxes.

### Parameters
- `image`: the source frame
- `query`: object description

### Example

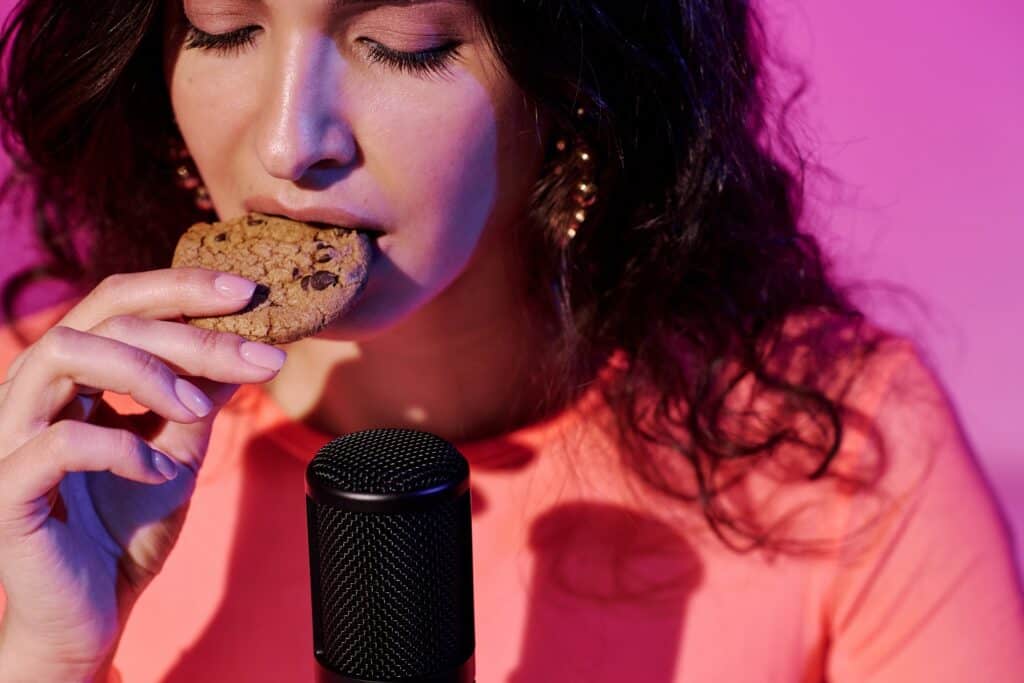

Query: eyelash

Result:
[182,23,462,78]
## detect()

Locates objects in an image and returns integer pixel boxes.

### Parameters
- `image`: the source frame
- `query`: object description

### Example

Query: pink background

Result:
[2,2,1022,574]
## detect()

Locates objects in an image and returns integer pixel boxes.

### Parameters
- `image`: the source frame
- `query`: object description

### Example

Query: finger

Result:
[97,379,239,443]
[0,327,212,446]
[87,316,286,385]
[86,378,240,477]
[126,379,241,474]
[57,268,262,332]
[0,421,178,533]
[5,268,263,381]
[5,302,284,390]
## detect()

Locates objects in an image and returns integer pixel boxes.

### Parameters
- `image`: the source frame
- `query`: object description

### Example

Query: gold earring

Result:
[553,107,597,245]
[170,141,214,212]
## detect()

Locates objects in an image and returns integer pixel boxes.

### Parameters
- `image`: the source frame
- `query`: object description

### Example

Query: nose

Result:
[254,32,357,183]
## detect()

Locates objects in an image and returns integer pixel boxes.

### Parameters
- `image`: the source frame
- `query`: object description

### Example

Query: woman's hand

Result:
[0,268,286,680]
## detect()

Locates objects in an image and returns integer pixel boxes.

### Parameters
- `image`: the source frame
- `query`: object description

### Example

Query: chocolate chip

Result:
[300,275,311,291]
[246,216,265,226]
[310,271,339,290]
[315,242,328,250]
[214,232,227,242]
[238,284,270,313]
[316,253,333,263]
[292,267,300,279]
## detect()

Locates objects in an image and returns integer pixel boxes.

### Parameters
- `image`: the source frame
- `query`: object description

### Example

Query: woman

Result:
[0,0,1021,680]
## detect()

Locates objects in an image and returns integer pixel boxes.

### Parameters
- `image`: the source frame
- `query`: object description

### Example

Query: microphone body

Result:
[305,429,476,683]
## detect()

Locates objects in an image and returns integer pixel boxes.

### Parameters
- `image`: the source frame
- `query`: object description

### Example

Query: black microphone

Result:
[305,429,476,683]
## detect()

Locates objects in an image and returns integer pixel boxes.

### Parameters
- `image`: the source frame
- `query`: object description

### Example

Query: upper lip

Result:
[243,196,385,234]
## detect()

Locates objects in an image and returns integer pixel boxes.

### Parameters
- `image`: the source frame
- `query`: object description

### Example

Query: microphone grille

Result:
[309,428,468,495]
[306,429,475,681]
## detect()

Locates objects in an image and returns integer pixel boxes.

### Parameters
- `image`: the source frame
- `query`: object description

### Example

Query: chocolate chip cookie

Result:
[171,213,372,344]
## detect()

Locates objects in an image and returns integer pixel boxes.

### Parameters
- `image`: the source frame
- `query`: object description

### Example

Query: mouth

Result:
[243,196,387,241]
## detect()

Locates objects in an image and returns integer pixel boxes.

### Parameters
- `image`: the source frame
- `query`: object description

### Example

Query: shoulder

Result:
[791,317,1018,568]
[830,326,1013,574]
[795,311,979,514]
[804,323,1024,677]
[706,309,991,549]
[771,309,988,530]
[762,312,1024,675]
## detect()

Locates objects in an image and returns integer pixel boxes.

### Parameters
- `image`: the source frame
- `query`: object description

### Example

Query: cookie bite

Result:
[171,213,372,344]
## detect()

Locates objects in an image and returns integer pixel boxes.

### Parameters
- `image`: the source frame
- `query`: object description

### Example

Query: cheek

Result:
[371,86,504,283]
[169,58,259,186]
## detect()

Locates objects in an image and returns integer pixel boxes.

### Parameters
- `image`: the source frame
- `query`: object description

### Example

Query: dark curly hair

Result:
[0,0,888,552]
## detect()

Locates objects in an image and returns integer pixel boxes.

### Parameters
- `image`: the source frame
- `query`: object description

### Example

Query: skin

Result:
[164,0,559,442]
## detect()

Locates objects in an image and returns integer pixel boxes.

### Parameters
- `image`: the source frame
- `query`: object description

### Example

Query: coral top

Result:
[0,304,1022,682]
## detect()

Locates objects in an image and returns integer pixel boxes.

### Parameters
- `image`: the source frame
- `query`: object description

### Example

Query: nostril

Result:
[296,158,357,191]
[310,158,344,171]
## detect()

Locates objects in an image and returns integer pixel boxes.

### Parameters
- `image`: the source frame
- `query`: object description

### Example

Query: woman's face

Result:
[164,0,547,339]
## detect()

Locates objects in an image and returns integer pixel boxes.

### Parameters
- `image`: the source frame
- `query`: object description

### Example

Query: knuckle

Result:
[112,429,147,462]
[37,326,77,362]
[170,267,193,286]
[95,272,127,296]
[77,272,126,314]
[95,314,139,339]
[43,423,144,467]
[39,325,71,346]
[131,348,168,382]
[169,266,203,294]
[43,420,79,455]
[191,326,227,357]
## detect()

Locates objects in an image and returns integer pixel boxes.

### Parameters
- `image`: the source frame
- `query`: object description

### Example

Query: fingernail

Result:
[240,341,287,371]
[214,274,257,300]
[174,378,213,418]
[152,450,179,480]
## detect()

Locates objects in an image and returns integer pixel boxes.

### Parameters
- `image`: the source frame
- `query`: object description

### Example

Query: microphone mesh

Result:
[308,428,468,495]
[307,429,475,680]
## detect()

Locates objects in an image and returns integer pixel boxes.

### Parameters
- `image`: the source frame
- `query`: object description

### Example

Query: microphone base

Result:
[315,654,475,683]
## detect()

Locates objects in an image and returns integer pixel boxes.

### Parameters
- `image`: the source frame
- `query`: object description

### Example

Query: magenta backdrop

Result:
[1,2,1022,573]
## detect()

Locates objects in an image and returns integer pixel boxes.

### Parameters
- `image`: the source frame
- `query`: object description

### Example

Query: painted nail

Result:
[240,341,287,371]
[214,274,257,300]
[174,378,213,418]
[152,450,179,480]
